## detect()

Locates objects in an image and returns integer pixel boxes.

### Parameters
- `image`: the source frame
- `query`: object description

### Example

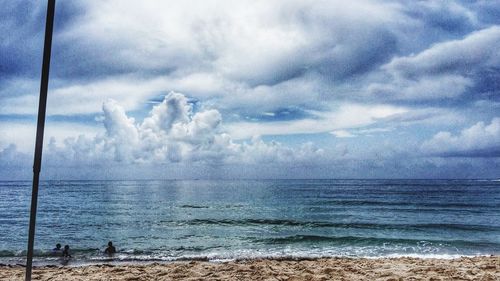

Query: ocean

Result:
[0,179,499,265]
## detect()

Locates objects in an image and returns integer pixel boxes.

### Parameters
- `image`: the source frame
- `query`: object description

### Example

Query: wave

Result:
[164,218,500,232]
[1,246,495,266]
[178,204,245,209]
[250,235,500,249]
[314,200,500,209]
[179,205,210,209]
[4,235,496,259]
[0,248,101,258]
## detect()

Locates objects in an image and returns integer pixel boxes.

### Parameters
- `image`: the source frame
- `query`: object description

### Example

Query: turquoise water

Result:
[0,179,499,265]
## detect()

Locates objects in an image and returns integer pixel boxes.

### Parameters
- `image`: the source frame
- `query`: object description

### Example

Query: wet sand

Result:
[1,256,498,280]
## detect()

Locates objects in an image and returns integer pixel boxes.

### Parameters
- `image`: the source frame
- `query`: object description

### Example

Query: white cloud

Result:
[0,76,170,115]
[0,0,411,117]
[385,26,500,78]
[45,92,325,165]
[421,117,500,157]
[66,0,402,80]
[330,130,355,138]
[4,1,492,120]
[369,25,500,101]
[225,103,407,139]
[0,121,103,152]
[2,1,497,118]
[369,74,472,100]
[330,127,393,138]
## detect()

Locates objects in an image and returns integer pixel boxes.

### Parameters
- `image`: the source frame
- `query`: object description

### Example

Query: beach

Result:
[1,180,499,279]
[1,256,499,280]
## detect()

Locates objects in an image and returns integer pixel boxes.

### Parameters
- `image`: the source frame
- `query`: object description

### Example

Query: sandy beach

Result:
[1,256,498,281]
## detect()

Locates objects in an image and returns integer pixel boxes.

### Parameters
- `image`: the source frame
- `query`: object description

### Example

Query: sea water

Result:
[0,179,499,265]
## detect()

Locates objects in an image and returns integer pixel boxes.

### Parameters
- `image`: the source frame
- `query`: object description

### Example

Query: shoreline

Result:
[1,253,495,268]
[1,256,499,280]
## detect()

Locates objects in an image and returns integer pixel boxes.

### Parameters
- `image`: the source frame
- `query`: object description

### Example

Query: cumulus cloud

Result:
[0,144,29,165]
[421,117,500,157]
[0,120,102,152]
[46,92,324,165]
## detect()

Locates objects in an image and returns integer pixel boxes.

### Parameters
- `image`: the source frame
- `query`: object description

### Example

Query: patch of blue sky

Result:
[260,132,333,147]
[0,114,105,125]
[0,114,36,122]
[146,93,199,106]
[241,107,314,123]
[46,114,101,124]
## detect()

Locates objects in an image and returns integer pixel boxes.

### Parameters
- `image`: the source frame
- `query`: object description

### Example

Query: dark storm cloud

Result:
[0,2,43,79]
[3,0,498,111]
[0,1,83,80]
[403,1,476,34]
[368,26,500,104]
[462,1,500,25]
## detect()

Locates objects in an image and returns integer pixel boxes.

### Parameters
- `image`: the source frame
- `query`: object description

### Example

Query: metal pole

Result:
[25,0,55,280]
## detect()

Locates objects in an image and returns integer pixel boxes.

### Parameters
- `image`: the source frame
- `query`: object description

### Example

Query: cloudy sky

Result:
[1,0,499,180]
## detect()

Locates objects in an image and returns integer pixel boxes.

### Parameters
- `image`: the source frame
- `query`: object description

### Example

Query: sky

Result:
[0,0,499,180]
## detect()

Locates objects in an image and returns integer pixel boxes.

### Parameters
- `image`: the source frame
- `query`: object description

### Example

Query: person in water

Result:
[62,245,71,258]
[52,243,62,255]
[104,241,116,255]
